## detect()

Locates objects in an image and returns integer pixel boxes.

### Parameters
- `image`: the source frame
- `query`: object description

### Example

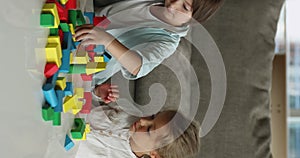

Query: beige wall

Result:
[271,54,287,158]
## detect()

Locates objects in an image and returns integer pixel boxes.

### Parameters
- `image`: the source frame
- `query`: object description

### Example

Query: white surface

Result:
[0,0,85,157]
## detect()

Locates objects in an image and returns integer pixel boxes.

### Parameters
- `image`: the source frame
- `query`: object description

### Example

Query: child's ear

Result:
[149,151,161,158]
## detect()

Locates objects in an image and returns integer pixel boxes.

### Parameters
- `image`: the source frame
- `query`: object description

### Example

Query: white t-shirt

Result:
[75,106,138,158]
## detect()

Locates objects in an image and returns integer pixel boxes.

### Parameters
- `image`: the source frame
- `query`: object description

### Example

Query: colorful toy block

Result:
[64,82,74,96]
[64,135,74,151]
[85,124,91,133]
[76,10,86,26]
[72,51,89,64]
[63,94,78,112]
[44,63,59,78]
[71,118,86,139]
[40,13,55,27]
[54,90,64,112]
[69,64,86,74]
[68,10,77,27]
[48,36,62,58]
[45,43,62,67]
[93,16,110,29]
[103,52,111,62]
[84,12,94,24]
[80,92,92,114]
[43,83,58,107]
[45,71,59,86]
[53,112,61,126]
[59,49,71,73]
[72,100,83,115]
[94,45,105,54]
[42,103,54,121]
[94,56,104,62]
[55,77,67,90]
[58,29,64,43]
[75,88,84,99]
[54,1,68,22]
[60,0,69,5]
[85,45,95,52]
[69,24,75,35]
[60,23,70,32]
[86,62,106,75]
[80,74,93,81]
[65,0,76,9]
[87,52,96,61]
[50,28,59,36]
[42,3,60,28]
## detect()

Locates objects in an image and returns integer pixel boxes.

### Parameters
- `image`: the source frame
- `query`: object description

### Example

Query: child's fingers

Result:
[75,28,93,38]
[81,39,97,46]
[109,91,119,98]
[107,96,117,102]
[75,24,94,32]
[110,84,119,88]
[75,33,94,41]
[109,88,119,93]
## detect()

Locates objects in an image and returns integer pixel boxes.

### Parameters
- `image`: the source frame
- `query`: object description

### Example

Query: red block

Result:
[85,45,96,52]
[88,52,96,62]
[56,1,68,22]
[93,16,111,29]
[59,29,64,43]
[65,0,76,9]
[81,74,93,81]
[44,63,59,78]
[80,92,92,114]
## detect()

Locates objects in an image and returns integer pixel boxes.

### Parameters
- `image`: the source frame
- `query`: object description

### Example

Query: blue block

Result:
[54,90,64,112]
[84,12,94,24]
[59,49,71,73]
[64,82,73,96]
[43,83,58,107]
[94,45,105,54]
[64,135,74,151]
[46,71,59,86]
[62,32,73,51]
[103,52,111,62]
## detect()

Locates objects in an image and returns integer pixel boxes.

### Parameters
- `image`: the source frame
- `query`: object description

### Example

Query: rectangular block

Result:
[60,22,70,32]
[74,88,84,98]
[86,62,106,75]
[94,56,104,62]
[63,94,78,113]
[54,90,64,112]
[72,51,89,64]
[48,36,62,58]
[64,82,73,96]
[76,10,86,26]
[84,12,94,24]
[42,103,54,121]
[69,64,86,74]
[40,13,55,27]
[42,3,60,28]
[59,49,71,73]
[55,77,67,90]
[53,112,61,126]
[45,43,61,67]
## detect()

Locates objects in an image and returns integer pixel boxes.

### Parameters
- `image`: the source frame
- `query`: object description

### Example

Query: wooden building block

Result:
[48,36,62,58]
[40,13,54,27]
[54,90,64,112]
[64,135,74,151]
[53,112,61,126]
[42,103,54,121]
[44,63,59,78]
[45,43,61,67]
[71,118,86,139]
[94,56,104,62]
[63,94,78,113]
[55,77,67,90]
[42,3,60,28]
[43,83,58,107]
[74,88,84,98]
[64,82,73,96]
[72,100,83,115]
[86,62,106,75]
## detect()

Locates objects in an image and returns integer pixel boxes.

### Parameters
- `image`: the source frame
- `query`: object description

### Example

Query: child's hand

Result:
[94,84,119,104]
[74,24,114,48]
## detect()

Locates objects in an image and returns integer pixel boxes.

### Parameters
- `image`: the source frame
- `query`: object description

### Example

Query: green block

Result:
[53,112,61,126]
[71,118,86,139]
[42,103,54,121]
[50,28,59,36]
[69,64,86,74]
[40,13,55,27]
[76,10,86,26]
[60,23,70,32]
[68,10,77,27]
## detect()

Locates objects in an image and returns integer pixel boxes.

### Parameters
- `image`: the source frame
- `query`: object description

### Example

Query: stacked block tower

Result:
[40,0,111,151]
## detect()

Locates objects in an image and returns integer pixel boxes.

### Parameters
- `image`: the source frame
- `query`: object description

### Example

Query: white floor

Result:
[0,0,87,157]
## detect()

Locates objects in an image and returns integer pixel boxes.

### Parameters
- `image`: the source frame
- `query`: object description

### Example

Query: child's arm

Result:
[74,24,142,75]
[94,83,119,104]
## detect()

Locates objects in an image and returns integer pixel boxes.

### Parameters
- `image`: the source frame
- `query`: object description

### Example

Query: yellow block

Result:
[42,3,60,28]
[72,51,89,64]
[60,0,69,5]
[75,88,84,99]
[63,95,78,113]
[72,100,83,115]
[85,124,91,133]
[55,77,66,90]
[86,62,106,75]
[69,24,75,35]
[94,56,104,62]
[45,43,61,67]
[47,36,62,58]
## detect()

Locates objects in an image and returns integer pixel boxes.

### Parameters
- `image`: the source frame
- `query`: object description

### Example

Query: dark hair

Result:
[192,0,224,23]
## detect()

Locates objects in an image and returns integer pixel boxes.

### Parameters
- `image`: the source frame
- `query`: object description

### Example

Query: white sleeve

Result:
[120,38,180,80]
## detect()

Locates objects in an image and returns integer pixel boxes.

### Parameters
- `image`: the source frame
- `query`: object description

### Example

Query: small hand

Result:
[74,24,114,48]
[94,84,119,104]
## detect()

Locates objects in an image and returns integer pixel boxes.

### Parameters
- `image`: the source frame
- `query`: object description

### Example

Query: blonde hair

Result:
[192,0,225,23]
[155,110,200,158]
